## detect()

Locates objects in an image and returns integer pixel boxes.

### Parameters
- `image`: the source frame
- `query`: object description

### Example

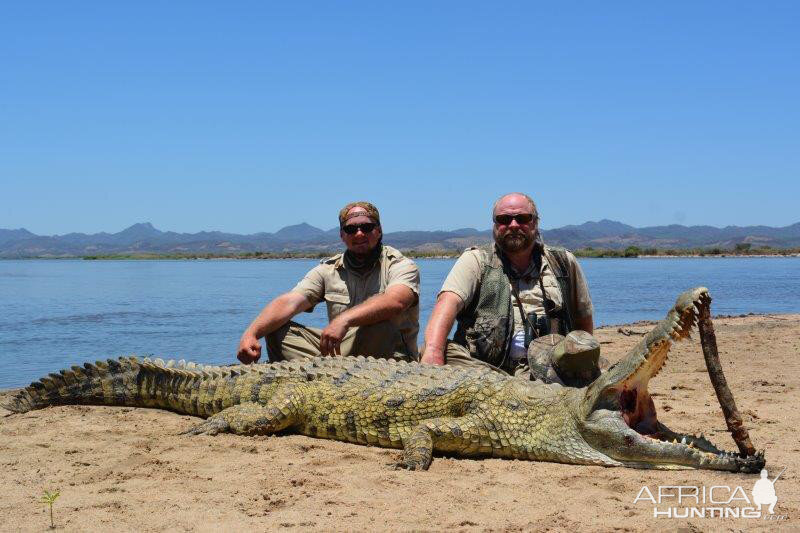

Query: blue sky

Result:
[2,2,798,235]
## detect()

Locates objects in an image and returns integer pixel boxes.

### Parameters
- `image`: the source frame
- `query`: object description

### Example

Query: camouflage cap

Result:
[527,334,565,383]
[550,330,601,387]
[338,201,381,227]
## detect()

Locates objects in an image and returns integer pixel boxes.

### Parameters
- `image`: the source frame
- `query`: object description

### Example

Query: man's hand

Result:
[237,331,262,364]
[420,347,445,366]
[236,292,312,364]
[320,316,350,356]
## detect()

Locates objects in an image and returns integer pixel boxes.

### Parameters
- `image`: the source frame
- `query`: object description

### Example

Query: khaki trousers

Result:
[443,341,532,379]
[267,320,413,362]
[444,339,605,385]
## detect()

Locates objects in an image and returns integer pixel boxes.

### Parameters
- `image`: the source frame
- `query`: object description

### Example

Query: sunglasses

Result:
[494,213,535,225]
[342,222,378,235]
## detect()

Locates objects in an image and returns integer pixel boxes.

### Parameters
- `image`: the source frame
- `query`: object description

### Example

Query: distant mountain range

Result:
[1,220,799,257]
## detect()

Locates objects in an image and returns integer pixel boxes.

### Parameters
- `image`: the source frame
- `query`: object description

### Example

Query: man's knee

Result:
[351,321,401,357]
[265,322,291,361]
[266,321,321,362]
[266,320,411,362]
[444,341,503,373]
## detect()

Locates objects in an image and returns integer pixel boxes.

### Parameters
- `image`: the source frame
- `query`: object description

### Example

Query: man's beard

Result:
[344,237,383,273]
[496,230,533,253]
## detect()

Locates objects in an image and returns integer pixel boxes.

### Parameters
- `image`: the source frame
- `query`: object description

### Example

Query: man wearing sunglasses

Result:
[421,192,598,385]
[237,201,420,364]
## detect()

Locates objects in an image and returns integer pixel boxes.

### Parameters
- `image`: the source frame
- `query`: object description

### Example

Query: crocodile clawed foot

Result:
[180,417,230,436]
[391,459,429,471]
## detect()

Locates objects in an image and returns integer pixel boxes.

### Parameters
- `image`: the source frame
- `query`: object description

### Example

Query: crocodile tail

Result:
[3,357,261,417]
[2,357,144,414]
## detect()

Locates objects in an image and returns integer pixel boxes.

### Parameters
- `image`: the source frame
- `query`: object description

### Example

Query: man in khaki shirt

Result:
[421,192,595,381]
[237,201,420,364]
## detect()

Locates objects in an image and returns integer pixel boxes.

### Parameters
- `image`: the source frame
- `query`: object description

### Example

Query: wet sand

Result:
[1,314,798,531]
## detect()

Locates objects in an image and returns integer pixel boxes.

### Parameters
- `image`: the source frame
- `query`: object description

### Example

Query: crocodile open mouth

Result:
[582,287,765,471]
[615,304,737,459]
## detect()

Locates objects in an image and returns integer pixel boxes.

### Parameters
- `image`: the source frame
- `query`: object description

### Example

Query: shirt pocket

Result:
[540,275,564,312]
[324,290,351,319]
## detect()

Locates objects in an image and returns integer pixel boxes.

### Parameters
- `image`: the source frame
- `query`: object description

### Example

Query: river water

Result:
[1,257,798,388]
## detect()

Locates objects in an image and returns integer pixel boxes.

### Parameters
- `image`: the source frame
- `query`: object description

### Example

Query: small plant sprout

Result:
[40,489,60,529]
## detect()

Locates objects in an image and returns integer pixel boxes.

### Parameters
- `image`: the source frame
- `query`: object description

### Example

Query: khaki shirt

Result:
[292,245,420,357]
[440,246,593,334]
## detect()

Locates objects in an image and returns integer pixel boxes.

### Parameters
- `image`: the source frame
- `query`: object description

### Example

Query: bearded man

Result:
[421,192,598,385]
[237,201,420,364]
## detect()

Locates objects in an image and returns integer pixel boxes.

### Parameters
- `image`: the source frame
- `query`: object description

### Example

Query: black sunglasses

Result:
[494,213,535,225]
[342,222,378,235]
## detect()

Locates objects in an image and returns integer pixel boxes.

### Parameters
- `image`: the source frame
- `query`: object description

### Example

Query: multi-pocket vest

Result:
[452,244,576,368]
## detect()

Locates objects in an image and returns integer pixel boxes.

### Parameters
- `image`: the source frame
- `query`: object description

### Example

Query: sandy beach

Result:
[1,314,798,532]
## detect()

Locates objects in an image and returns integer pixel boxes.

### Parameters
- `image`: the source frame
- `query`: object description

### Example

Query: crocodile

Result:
[3,287,765,472]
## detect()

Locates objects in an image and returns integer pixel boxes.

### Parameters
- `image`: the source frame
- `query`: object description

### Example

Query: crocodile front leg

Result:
[397,416,480,470]
[182,385,302,436]
[181,401,299,435]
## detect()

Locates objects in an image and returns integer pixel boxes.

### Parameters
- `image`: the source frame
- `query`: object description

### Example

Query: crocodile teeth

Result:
[681,437,687,445]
